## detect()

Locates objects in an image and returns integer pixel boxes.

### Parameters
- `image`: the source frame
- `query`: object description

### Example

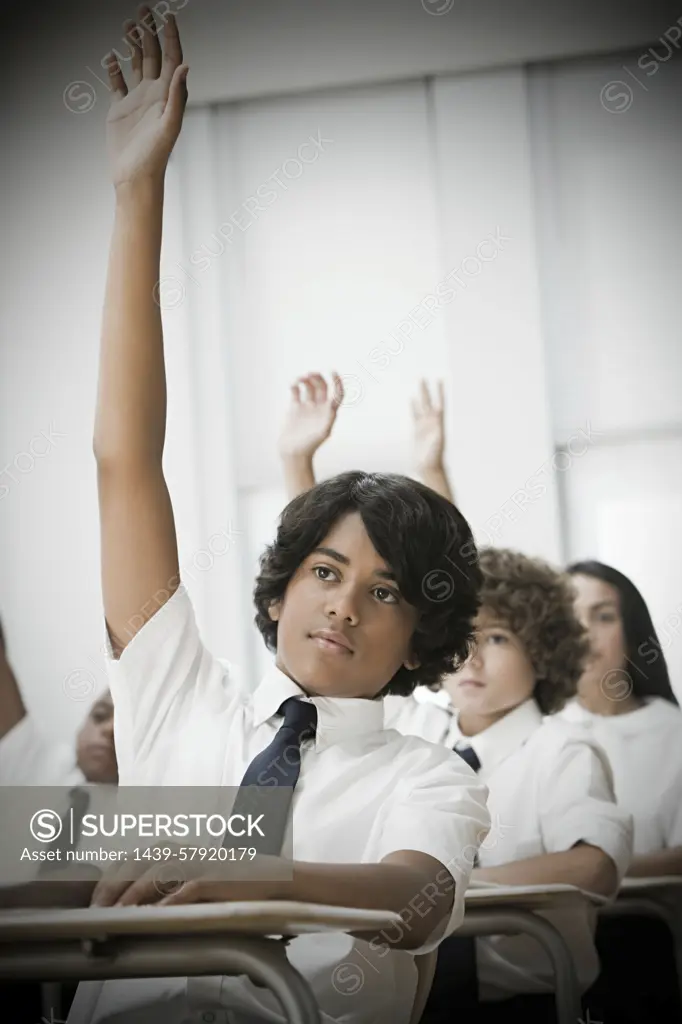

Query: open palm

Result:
[279,373,344,459]
[105,10,188,188]
[412,380,446,471]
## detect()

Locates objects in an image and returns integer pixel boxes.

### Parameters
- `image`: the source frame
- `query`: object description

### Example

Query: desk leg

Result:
[457,909,582,1024]
[0,936,320,1024]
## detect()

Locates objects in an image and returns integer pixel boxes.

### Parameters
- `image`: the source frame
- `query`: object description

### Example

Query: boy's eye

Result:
[487,632,508,644]
[373,586,399,605]
[596,612,617,623]
[313,565,337,582]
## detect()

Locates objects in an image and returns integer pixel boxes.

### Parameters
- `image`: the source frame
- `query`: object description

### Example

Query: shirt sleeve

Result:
[371,739,491,954]
[0,715,79,785]
[661,758,682,847]
[103,584,233,782]
[537,727,634,886]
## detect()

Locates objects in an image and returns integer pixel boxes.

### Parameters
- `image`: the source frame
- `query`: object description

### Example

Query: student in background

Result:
[74,10,492,1024]
[563,562,682,1024]
[408,547,633,1022]
[563,561,682,876]
[0,617,117,786]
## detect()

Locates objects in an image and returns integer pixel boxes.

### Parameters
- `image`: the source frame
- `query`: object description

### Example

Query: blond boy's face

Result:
[443,607,536,717]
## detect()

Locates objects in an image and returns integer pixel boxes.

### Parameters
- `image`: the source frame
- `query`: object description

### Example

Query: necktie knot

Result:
[278,696,318,742]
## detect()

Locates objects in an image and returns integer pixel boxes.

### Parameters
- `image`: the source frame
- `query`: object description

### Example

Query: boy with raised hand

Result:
[80,8,490,1024]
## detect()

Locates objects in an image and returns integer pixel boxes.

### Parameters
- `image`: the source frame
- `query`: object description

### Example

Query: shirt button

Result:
[202,1014,215,1023]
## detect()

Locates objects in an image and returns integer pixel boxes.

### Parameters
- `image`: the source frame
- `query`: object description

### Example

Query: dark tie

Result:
[227,697,318,854]
[455,743,481,773]
[38,787,91,874]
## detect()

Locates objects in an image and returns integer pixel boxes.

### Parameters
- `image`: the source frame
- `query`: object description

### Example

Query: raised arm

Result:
[93,10,189,657]
[277,372,343,500]
[411,380,455,503]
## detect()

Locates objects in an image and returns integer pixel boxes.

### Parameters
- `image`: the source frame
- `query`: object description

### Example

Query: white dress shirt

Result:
[558,697,682,853]
[69,584,490,1024]
[0,714,84,786]
[388,696,634,999]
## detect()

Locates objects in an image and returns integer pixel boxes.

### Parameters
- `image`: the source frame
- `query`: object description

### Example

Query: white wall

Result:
[1,0,681,740]
[529,52,682,697]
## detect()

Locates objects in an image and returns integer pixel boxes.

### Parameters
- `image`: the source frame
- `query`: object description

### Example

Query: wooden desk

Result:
[0,901,403,1024]
[462,883,596,1024]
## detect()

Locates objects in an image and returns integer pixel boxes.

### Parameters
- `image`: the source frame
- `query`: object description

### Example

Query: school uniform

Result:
[390,696,633,1000]
[68,584,490,1024]
[0,714,84,786]
[557,697,682,854]
[558,696,682,1020]
[383,690,452,745]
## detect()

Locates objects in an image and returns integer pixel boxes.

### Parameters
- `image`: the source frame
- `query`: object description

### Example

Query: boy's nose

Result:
[325,587,360,625]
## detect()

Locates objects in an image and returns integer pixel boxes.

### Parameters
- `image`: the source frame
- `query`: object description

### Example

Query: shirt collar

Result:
[252,663,385,750]
[449,698,543,776]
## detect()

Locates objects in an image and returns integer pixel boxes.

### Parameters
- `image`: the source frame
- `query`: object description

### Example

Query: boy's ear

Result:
[268,600,281,623]
[404,653,421,671]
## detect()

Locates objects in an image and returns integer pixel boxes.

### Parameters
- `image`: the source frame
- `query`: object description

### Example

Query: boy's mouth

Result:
[457,678,485,689]
[309,629,354,655]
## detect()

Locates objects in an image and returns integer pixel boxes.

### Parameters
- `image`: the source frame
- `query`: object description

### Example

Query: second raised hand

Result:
[278,372,344,462]
[105,7,189,189]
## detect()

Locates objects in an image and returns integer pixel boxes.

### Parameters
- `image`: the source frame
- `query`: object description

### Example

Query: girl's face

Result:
[572,574,628,701]
[443,607,536,728]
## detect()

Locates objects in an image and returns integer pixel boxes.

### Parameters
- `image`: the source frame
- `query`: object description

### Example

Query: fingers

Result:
[115,869,163,907]
[105,52,128,104]
[123,20,143,87]
[138,5,162,79]
[308,373,327,404]
[161,62,189,137]
[419,378,432,412]
[161,12,183,82]
[293,373,339,406]
[436,379,445,412]
[330,371,344,409]
[159,879,201,906]
[91,868,134,907]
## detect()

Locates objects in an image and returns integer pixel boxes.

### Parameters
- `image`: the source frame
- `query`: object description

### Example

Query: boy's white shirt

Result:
[69,585,490,1024]
[557,696,682,853]
[385,693,634,1000]
[0,713,85,787]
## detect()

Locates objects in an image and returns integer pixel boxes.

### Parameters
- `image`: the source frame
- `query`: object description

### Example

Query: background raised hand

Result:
[278,372,344,499]
[105,7,188,188]
[411,379,455,503]
[278,372,344,461]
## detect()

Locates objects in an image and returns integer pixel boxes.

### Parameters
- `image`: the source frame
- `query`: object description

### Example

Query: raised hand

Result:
[411,379,446,473]
[105,7,189,189]
[278,372,344,461]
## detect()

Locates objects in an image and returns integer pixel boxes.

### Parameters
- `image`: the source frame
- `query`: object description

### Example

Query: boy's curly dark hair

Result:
[254,471,482,697]
[476,547,589,714]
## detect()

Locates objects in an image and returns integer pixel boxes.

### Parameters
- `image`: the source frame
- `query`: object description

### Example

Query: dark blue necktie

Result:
[227,697,318,854]
[455,744,481,773]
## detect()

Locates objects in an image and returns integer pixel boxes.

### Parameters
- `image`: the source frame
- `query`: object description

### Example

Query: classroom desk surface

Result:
[0,899,402,942]
[465,881,606,908]
[461,883,594,1024]
[620,875,682,892]
[0,901,403,1024]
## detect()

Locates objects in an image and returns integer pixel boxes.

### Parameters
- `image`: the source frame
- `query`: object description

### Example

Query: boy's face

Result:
[572,574,627,699]
[75,692,118,784]
[269,512,420,698]
[444,607,535,720]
